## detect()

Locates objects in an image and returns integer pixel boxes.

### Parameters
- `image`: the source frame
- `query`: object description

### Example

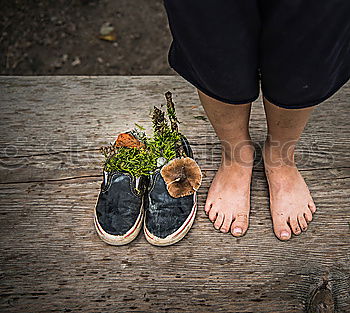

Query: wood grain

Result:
[0,76,349,313]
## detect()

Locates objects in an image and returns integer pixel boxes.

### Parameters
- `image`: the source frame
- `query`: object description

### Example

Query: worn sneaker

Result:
[94,171,147,245]
[144,136,202,246]
[94,129,149,245]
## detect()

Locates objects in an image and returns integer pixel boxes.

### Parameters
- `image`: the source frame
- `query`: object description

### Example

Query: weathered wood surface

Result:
[0,76,349,313]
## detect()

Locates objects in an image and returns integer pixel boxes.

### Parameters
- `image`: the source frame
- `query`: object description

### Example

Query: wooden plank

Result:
[0,76,349,313]
[0,76,349,168]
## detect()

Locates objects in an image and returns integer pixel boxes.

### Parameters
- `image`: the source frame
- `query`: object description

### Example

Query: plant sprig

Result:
[101,91,183,177]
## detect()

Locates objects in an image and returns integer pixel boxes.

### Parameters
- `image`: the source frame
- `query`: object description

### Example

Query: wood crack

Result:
[0,173,349,186]
[0,148,99,159]
[202,166,350,172]
[0,174,101,185]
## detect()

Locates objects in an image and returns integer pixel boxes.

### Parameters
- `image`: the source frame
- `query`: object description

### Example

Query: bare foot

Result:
[204,142,254,237]
[263,141,317,241]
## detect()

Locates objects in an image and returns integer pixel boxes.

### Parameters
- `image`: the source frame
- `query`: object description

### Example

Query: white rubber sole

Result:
[94,201,144,246]
[144,193,197,247]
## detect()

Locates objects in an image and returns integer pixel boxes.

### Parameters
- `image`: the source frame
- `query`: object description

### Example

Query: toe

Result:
[208,207,218,222]
[304,210,313,223]
[204,200,212,215]
[273,214,291,241]
[289,216,301,235]
[214,212,224,230]
[231,212,249,237]
[308,201,317,213]
[298,214,308,231]
[220,214,233,233]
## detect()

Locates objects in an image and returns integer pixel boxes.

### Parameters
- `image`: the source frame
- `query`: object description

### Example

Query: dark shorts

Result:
[164,0,350,108]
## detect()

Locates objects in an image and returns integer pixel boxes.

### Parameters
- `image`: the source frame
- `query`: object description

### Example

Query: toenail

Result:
[233,227,242,235]
[280,231,290,239]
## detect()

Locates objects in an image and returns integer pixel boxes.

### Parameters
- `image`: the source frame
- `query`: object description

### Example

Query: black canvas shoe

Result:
[144,136,201,246]
[94,170,148,245]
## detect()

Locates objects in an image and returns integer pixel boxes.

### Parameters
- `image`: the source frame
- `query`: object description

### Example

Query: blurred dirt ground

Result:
[0,0,173,75]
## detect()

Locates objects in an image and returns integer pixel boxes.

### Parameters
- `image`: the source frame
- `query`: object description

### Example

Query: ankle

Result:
[263,138,296,168]
[221,139,254,167]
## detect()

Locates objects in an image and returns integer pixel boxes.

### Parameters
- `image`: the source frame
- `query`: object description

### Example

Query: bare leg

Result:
[262,97,317,240]
[198,90,254,237]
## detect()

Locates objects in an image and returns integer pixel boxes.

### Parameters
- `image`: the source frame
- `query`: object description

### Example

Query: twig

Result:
[165,91,179,133]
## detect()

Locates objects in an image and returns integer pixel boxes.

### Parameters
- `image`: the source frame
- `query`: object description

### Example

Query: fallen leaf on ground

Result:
[71,57,81,66]
[100,22,115,35]
[99,22,117,42]
[98,34,117,42]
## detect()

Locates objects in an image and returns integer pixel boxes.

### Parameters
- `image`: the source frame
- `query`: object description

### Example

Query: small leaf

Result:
[194,115,207,121]
[134,123,145,130]
[100,22,115,36]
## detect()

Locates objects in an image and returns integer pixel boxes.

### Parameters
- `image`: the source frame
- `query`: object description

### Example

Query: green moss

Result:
[102,129,182,177]
[100,92,183,177]
[104,146,157,177]
[147,127,182,162]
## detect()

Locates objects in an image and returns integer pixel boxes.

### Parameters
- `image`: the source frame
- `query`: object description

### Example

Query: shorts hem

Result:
[262,74,350,109]
[168,48,259,105]
[173,66,259,105]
